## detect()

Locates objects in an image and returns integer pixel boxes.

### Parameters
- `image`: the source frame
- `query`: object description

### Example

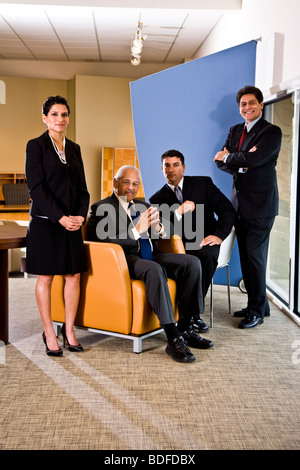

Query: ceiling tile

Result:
[0,3,233,64]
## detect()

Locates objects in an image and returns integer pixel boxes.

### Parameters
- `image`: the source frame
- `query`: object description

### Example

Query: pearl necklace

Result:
[49,134,67,164]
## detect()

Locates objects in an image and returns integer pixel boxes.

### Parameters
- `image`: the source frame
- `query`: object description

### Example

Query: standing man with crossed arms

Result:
[214,85,282,329]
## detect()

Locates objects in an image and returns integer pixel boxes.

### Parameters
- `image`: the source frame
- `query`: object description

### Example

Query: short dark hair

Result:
[42,95,70,116]
[236,86,263,105]
[161,149,185,165]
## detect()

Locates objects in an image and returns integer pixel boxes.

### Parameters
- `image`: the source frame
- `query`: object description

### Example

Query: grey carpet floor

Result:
[1,277,300,450]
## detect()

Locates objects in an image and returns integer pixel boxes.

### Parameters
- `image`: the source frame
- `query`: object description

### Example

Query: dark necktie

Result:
[128,202,153,260]
[174,185,183,204]
[238,126,247,150]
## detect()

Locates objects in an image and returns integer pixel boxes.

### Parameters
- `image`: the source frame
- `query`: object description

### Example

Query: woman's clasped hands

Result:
[59,215,84,231]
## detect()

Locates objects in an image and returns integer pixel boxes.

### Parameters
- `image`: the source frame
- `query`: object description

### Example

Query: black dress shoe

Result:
[234,307,249,317]
[165,336,195,363]
[238,315,264,329]
[181,326,214,349]
[234,307,270,317]
[42,332,63,357]
[61,323,84,352]
[191,315,209,333]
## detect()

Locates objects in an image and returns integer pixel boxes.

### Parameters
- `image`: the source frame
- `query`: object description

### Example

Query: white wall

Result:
[195,0,300,96]
[0,59,176,81]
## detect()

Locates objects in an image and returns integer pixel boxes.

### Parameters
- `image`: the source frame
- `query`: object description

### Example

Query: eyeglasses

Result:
[119,179,140,188]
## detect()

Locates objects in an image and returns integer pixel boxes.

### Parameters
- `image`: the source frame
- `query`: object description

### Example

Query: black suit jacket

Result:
[216,117,282,219]
[87,193,163,257]
[149,176,235,244]
[25,131,89,224]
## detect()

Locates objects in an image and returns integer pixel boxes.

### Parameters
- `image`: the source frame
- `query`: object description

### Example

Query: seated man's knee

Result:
[198,245,219,264]
[184,254,202,275]
[145,261,168,281]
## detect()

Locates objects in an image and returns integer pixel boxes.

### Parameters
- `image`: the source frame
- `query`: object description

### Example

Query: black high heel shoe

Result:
[61,324,84,352]
[42,332,63,357]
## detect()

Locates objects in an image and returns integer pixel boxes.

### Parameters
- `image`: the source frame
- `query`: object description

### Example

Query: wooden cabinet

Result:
[0,172,26,202]
[101,148,145,199]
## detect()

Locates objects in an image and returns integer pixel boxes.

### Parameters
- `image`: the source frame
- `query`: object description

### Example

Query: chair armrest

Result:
[157,234,186,254]
[51,241,133,334]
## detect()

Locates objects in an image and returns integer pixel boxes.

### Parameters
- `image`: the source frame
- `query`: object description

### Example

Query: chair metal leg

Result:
[226,265,231,314]
[53,322,62,337]
[210,279,213,328]
[133,337,143,354]
[210,264,231,327]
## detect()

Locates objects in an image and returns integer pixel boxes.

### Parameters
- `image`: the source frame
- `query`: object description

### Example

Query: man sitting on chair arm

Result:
[150,150,236,332]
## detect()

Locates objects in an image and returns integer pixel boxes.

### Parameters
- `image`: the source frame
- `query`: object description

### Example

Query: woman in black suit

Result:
[25,96,90,355]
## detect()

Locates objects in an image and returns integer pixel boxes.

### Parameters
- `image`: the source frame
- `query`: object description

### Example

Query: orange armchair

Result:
[51,235,185,353]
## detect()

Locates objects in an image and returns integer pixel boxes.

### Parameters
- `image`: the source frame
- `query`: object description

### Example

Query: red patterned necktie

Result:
[238,126,247,150]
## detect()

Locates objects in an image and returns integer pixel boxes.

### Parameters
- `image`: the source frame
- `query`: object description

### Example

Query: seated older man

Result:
[87,165,214,363]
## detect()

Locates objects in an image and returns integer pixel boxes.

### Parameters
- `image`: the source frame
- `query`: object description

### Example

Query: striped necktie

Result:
[128,202,153,260]
[174,185,183,204]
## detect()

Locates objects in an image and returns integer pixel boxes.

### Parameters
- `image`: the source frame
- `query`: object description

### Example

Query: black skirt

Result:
[26,216,87,275]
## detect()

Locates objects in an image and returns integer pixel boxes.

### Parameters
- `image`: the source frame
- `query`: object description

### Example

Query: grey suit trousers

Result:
[126,252,203,326]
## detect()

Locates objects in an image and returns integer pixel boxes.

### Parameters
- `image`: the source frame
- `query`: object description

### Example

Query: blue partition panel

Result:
[130,41,257,286]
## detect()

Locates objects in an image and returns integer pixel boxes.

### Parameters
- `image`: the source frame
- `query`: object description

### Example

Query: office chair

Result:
[210,228,236,327]
[51,234,184,353]
[2,183,30,205]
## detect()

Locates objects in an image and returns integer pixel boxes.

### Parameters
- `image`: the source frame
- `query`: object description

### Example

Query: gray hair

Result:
[114,165,141,181]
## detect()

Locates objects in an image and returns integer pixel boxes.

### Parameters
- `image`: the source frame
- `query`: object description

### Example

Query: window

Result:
[264,90,300,316]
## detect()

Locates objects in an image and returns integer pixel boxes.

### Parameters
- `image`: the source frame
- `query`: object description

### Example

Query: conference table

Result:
[0,224,27,343]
